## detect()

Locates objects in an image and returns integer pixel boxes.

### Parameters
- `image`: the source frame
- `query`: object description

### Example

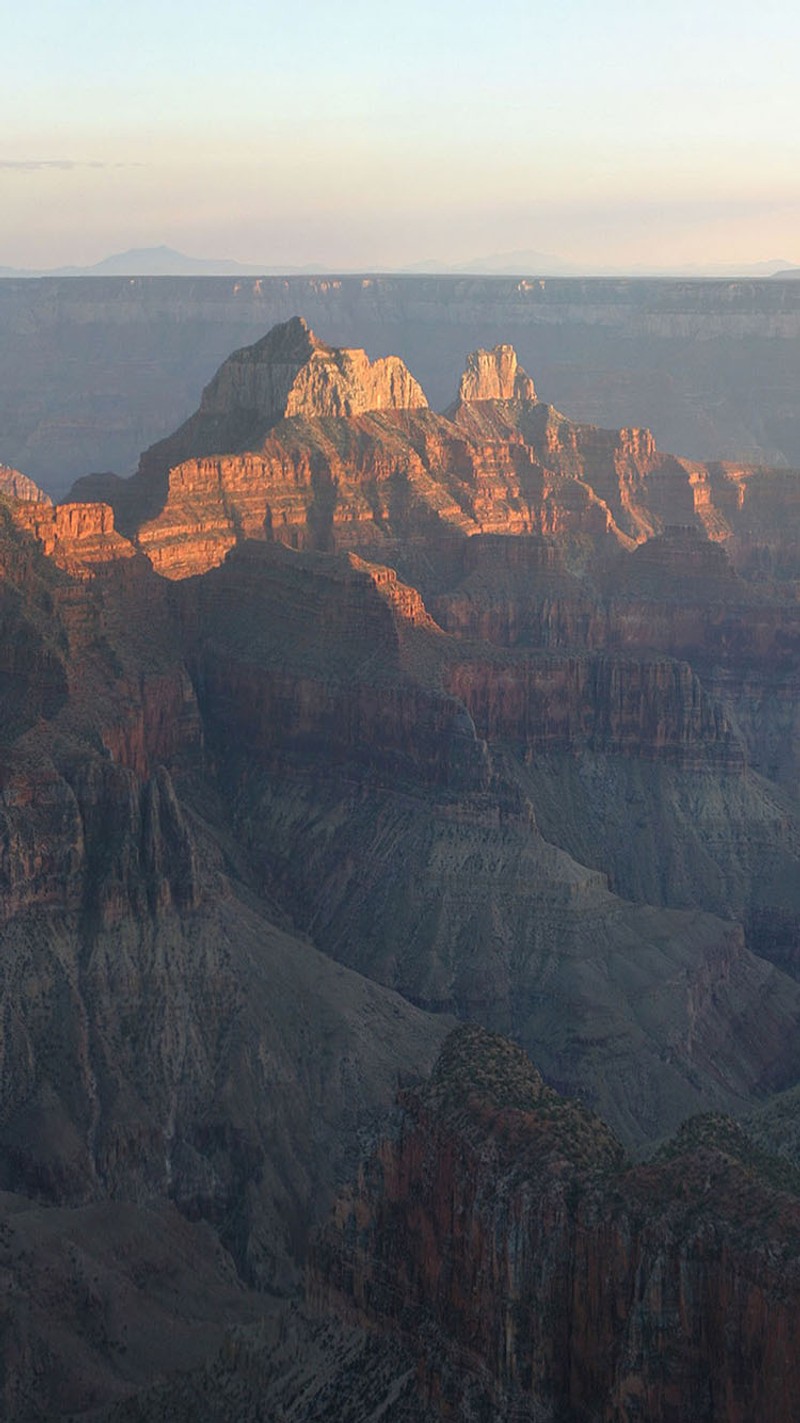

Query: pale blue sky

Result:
[2,0,799,269]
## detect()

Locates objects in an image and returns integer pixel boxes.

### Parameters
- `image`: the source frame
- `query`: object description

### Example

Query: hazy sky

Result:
[3,0,799,270]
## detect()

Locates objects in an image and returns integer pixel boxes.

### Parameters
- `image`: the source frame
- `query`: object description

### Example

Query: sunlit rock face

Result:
[0,462,50,503]
[136,315,427,485]
[65,321,800,588]
[11,500,136,576]
[1,316,800,1418]
[455,342,537,402]
[187,313,429,425]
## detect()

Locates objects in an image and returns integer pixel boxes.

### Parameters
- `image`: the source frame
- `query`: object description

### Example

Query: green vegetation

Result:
[424,1024,625,1173]
[656,1112,800,1200]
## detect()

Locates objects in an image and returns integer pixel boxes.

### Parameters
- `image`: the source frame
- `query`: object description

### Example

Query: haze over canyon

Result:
[0,302,799,1420]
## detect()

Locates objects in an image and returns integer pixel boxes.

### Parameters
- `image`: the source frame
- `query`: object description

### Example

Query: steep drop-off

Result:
[5,274,800,495]
[1,318,800,1416]
[0,502,451,1414]
[67,323,800,589]
[313,1026,800,1423]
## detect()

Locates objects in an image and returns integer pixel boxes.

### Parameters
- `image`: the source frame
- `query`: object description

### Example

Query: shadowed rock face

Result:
[311,1027,800,1423]
[173,536,800,1147]
[0,502,450,1414]
[1,320,800,1416]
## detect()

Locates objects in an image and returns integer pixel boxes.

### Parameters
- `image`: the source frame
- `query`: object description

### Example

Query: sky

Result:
[2,0,799,271]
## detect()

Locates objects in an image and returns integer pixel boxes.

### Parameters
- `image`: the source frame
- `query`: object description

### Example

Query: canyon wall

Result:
[4,275,800,494]
[312,1027,800,1423]
[1,316,800,1416]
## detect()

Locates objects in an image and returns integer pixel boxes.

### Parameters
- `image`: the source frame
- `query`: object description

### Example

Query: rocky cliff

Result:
[11,498,137,576]
[0,461,50,503]
[134,315,427,496]
[454,341,537,402]
[445,649,741,769]
[1,319,800,1416]
[312,1026,800,1422]
[5,274,800,497]
[0,498,452,1413]
[67,322,800,587]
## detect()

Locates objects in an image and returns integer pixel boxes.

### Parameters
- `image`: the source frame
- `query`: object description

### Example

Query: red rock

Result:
[454,343,537,403]
[69,323,797,586]
[0,462,50,504]
[312,1027,800,1423]
[11,501,136,577]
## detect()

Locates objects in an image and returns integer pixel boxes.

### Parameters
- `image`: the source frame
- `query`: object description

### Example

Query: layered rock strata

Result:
[67,322,800,586]
[312,1026,800,1422]
[454,341,537,402]
[0,461,50,503]
[0,320,799,1415]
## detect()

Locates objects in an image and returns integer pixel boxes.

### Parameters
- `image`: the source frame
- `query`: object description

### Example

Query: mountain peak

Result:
[0,462,51,505]
[200,316,428,426]
[135,318,428,488]
[457,344,537,403]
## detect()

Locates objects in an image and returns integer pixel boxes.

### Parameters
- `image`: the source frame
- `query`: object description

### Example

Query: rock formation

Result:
[6,274,800,497]
[1,320,800,1416]
[0,460,50,503]
[11,498,137,575]
[135,314,427,490]
[312,1026,800,1423]
[65,320,800,588]
[454,341,537,402]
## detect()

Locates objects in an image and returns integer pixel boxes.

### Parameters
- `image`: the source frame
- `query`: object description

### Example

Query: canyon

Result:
[3,274,800,497]
[1,317,799,1418]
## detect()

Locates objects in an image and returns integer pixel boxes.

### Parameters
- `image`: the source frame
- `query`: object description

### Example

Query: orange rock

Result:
[11,501,136,578]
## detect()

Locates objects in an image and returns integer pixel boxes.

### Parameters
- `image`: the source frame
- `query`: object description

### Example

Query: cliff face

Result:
[6,274,800,498]
[194,313,428,425]
[0,461,50,503]
[423,523,800,971]
[2,319,800,1416]
[454,342,537,402]
[69,321,800,587]
[11,499,137,576]
[312,1027,800,1423]
[134,415,624,579]
[445,650,742,769]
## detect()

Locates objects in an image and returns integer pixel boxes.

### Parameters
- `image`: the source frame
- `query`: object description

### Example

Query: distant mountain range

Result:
[0,245,330,278]
[0,244,798,280]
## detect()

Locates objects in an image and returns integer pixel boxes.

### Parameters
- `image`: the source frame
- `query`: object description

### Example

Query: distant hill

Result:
[0,245,797,280]
[0,245,331,278]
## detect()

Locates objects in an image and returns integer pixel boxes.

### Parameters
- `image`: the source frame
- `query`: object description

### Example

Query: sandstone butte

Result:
[0,317,800,1419]
[68,314,800,582]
